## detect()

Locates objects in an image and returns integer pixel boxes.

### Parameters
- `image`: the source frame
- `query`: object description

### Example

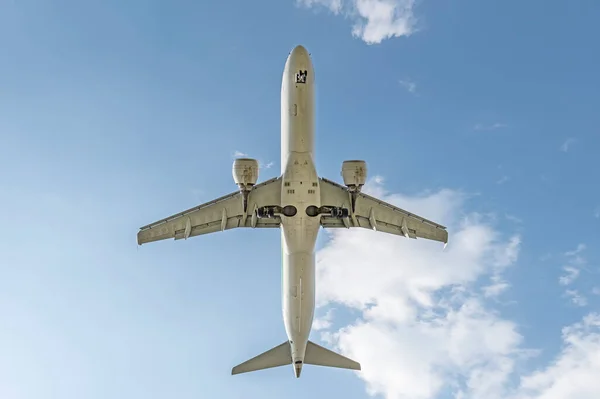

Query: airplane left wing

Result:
[318,177,448,245]
[137,177,282,245]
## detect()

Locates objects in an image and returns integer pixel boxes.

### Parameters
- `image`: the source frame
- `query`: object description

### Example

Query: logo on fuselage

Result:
[295,70,308,84]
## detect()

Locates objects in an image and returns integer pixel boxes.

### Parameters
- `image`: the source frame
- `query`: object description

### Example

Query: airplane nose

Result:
[288,45,311,64]
[290,45,309,57]
[287,44,312,72]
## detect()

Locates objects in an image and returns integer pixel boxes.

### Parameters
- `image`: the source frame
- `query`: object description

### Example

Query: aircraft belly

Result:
[282,250,316,360]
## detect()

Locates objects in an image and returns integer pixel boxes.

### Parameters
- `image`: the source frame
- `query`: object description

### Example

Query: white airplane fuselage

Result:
[280,45,318,377]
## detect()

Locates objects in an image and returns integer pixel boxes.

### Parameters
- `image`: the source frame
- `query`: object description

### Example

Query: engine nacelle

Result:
[341,160,367,192]
[232,158,259,189]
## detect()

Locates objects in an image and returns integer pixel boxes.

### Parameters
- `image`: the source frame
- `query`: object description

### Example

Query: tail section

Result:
[232,340,360,377]
[231,341,292,375]
[304,340,361,371]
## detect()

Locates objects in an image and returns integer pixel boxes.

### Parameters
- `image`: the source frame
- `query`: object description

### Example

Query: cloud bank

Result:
[313,177,600,399]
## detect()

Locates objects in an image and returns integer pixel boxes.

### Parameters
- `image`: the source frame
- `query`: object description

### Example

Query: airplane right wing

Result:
[137,177,282,245]
[318,177,448,245]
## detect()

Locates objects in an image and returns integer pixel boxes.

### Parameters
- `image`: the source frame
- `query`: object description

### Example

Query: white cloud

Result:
[313,308,335,330]
[516,313,600,399]
[565,243,586,257]
[565,290,588,307]
[398,78,417,93]
[351,0,418,44]
[559,266,580,286]
[314,177,525,398]
[312,178,600,398]
[559,243,587,288]
[482,279,511,298]
[256,160,275,170]
[482,235,520,299]
[594,206,600,219]
[592,287,600,296]
[560,138,576,152]
[298,0,343,14]
[233,150,248,158]
[474,123,508,131]
[297,0,418,44]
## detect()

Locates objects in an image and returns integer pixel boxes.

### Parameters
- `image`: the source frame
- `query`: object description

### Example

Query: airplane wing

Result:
[318,177,448,245]
[137,177,282,245]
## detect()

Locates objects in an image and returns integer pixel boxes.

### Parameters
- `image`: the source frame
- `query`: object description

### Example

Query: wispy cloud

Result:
[593,206,600,219]
[233,150,248,158]
[565,243,586,257]
[497,175,510,185]
[297,0,418,44]
[505,214,523,224]
[559,244,586,288]
[560,137,576,152]
[298,0,343,14]
[565,289,588,307]
[482,278,510,298]
[559,266,580,286]
[257,160,275,170]
[558,244,589,308]
[474,122,508,131]
[398,78,417,93]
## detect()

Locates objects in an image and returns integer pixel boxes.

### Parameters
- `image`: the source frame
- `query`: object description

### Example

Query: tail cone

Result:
[294,361,303,378]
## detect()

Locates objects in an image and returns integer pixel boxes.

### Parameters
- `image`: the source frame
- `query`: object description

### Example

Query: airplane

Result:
[136,45,449,378]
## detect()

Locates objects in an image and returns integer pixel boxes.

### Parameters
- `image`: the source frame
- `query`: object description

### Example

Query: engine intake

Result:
[232,158,259,190]
[233,158,259,214]
[341,160,367,192]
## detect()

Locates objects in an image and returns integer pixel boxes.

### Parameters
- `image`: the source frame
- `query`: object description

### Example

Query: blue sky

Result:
[1,1,599,398]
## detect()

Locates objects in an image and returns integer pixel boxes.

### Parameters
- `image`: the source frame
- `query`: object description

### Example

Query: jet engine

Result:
[233,158,259,214]
[341,160,367,192]
[232,158,259,190]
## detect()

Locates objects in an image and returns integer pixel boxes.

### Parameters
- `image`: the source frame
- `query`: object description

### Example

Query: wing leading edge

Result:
[318,177,448,245]
[137,177,282,245]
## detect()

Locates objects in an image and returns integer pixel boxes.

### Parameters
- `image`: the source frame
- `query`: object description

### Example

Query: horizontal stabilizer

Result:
[304,340,361,371]
[231,341,292,375]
